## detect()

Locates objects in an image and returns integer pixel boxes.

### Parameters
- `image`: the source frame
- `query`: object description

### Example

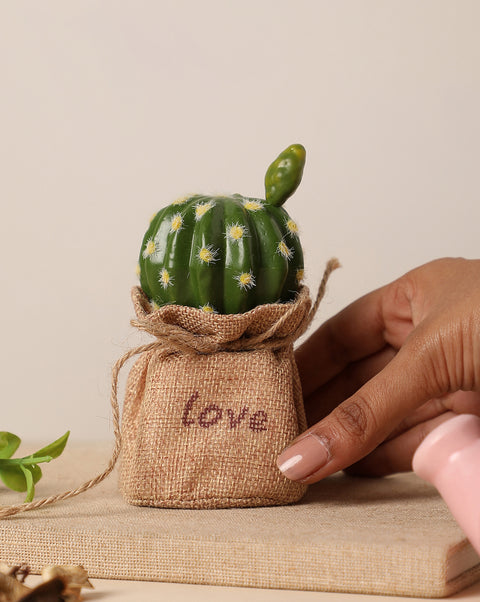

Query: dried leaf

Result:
[0,572,30,602]
[0,566,29,585]
[0,561,93,602]
[41,566,92,590]
[17,577,64,602]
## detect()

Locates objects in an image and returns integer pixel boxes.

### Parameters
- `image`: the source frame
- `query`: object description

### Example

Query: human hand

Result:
[277,257,480,482]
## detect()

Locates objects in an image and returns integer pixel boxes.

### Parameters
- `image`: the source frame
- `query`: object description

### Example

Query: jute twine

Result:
[0,259,340,519]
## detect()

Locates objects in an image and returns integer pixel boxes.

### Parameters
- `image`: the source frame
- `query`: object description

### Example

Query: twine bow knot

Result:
[130,258,340,355]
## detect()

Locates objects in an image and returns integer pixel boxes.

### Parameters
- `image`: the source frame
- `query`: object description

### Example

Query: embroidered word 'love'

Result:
[181,391,268,432]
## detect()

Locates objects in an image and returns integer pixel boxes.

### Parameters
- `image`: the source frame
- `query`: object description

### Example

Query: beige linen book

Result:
[0,442,479,598]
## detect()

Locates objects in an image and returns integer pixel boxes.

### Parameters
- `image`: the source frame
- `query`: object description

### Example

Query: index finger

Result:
[295,286,388,398]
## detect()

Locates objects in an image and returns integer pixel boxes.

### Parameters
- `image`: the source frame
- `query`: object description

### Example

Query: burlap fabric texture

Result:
[120,285,313,508]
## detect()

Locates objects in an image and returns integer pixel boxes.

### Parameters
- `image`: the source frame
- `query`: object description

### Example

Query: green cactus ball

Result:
[137,144,306,314]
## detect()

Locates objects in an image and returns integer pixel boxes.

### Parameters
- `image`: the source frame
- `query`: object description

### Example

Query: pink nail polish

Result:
[412,414,480,555]
[277,433,330,481]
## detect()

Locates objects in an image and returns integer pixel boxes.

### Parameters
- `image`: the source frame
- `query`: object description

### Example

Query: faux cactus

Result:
[138,144,306,314]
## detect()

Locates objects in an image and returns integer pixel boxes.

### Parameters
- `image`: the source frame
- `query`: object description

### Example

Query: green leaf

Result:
[28,463,42,484]
[11,455,52,465]
[0,464,27,492]
[0,432,21,459]
[20,464,35,503]
[0,430,68,502]
[32,431,70,460]
[0,460,43,498]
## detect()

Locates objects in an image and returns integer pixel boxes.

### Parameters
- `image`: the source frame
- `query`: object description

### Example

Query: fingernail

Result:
[277,433,330,481]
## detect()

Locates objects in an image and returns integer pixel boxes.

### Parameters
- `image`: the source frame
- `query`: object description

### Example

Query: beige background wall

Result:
[1,1,479,440]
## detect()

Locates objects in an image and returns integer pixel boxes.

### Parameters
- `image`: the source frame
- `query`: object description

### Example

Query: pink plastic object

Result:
[412,414,480,555]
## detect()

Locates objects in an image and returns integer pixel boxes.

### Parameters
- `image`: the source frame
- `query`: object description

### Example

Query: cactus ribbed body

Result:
[138,144,306,314]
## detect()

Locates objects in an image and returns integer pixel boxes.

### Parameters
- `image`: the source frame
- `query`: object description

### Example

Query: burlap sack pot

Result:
[119,285,313,509]
[0,259,338,520]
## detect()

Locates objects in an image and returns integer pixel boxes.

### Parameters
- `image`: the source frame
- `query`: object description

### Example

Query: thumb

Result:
[277,341,439,483]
